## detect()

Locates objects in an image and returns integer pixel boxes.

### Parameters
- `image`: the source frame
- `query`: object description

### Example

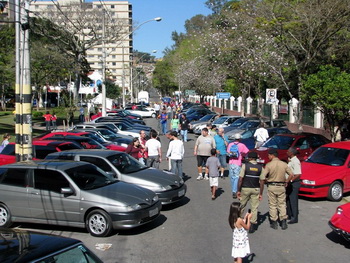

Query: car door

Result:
[29,169,80,224]
[294,137,311,161]
[0,168,30,218]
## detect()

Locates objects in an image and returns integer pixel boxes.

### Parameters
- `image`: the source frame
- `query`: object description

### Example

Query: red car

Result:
[329,202,350,241]
[0,140,82,166]
[251,133,330,163]
[35,132,126,152]
[299,141,350,201]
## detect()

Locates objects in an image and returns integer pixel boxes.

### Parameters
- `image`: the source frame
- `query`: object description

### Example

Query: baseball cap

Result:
[234,133,241,140]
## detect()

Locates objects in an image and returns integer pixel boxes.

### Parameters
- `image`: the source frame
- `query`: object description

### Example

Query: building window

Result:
[112,48,116,51]
[111,5,115,8]
[112,55,116,58]
[98,48,102,51]
[112,62,116,66]
[97,5,102,8]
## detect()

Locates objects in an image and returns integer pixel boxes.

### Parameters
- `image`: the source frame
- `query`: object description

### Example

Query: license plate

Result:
[178,189,185,197]
[149,207,159,217]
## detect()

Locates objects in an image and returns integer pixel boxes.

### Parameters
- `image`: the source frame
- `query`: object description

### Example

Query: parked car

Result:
[0,160,161,236]
[238,127,292,149]
[92,117,151,131]
[94,115,146,126]
[124,105,157,118]
[250,133,331,164]
[0,140,82,166]
[223,117,260,133]
[299,141,350,201]
[189,113,218,132]
[329,202,350,241]
[75,122,140,138]
[0,228,103,263]
[46,149,187,205]
[186,108,214,122]
[106,109,143,121]
[212,115,241,129]
[40,135,107,150]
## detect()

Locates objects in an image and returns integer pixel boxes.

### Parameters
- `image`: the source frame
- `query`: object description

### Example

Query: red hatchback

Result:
[299,141,350,201]
[251,133,330,163]
[329,202,350,241]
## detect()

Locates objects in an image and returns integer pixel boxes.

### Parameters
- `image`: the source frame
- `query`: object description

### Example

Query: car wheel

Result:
[0,204,12,228]
[86,209,113,237]
[327,181,343,202]
[151,113,156,118]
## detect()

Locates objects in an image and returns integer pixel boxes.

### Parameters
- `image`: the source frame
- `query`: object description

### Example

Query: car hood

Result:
[83,181,156,206]
[125,167,182,187]
[301,162,346,180]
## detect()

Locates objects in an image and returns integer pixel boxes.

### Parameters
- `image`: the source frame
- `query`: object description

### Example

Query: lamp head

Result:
[154,17,162,22]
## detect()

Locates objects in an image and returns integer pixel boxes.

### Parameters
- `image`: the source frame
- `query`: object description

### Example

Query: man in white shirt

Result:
[145,130,162,169]
[254,123,269,148]
[166,131,185,179]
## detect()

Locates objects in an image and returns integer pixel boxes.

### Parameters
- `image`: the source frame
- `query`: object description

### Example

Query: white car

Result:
[75,122,140,138]
[124,106,157,118]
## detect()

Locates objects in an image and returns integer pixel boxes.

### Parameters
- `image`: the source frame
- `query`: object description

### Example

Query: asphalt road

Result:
[17,116,350,263]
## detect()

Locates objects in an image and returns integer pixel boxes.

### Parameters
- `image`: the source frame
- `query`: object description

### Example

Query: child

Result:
[228,202,252,263]
[206,148,221,200]
[171,114,180,133]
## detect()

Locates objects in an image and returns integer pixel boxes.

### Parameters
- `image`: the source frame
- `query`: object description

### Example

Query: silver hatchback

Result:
[0,160,161,237]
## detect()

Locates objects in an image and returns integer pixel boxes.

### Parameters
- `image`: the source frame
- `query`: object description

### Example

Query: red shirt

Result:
[43,114,52,121]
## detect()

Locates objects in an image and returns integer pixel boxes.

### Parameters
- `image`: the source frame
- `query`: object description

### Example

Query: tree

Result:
[302,65,350,141]
[105,79,120,99]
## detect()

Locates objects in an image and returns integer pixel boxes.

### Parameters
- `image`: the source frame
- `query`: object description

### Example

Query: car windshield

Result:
[305,147,349,166]
[83,133,105,143]
[213,117,227,124]
[230,119,248,128]
[262,135,295,150]
[98,130,118,140]
[199,114,214,121]
[241,129,256,139]
[239,121,260,129]
[0,144,15,155]
[108,153,148,174]
[66,164,117,190]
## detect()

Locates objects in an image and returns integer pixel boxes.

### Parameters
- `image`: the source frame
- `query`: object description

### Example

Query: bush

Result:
[32,111,43,119]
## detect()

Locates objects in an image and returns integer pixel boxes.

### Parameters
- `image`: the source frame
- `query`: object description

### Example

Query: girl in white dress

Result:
[228,202,252,263]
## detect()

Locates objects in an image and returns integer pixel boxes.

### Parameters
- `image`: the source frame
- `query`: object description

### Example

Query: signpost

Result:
[216,92,231,99]
[185,90,196,96]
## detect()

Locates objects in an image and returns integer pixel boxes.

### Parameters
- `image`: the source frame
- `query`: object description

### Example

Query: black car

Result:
[94,117,150,131]
[0,228,103,263]
[186,109,214,122]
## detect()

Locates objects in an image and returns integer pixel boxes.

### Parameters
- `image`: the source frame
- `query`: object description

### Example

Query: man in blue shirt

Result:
[214,127,229,178]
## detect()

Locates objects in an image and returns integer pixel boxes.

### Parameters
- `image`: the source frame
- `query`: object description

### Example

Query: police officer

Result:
[237,151,265,233]
[261,148,294,230]
[286,147,302,224]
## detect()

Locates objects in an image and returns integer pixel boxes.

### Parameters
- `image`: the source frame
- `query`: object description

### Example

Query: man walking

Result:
[194,128,216,180]
[261,148,294,230]
[237,152,265,233]
[179,114,190,142]
[214,127,229,178]
[286,147,302,224]
[166,131,185,179]
[253,122,269,148]
[227,134,249,198]
[145,130,162,169]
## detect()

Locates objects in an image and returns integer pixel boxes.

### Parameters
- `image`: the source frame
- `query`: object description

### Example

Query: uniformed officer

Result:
[286,147,302,224]
[261,148,294,230]
[237,151,265,233]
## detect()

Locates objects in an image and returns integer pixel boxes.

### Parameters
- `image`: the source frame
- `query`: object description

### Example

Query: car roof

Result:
[0,228,82,263]
[9,140,77,147]
[48,149,120,158]
[0,159,89,170]
[320,140,350,150]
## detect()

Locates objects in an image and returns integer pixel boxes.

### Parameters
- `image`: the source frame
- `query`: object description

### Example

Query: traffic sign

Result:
[266,89,277,104]
[185,90,196,96]
[216,92,231,99]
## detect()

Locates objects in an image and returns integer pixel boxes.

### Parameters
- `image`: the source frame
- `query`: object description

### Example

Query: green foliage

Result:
[105,79,121,99]
[32,111,44,119]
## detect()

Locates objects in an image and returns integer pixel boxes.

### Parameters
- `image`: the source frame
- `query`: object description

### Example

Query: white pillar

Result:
[246,97,253,114]
[314,107,324,129]
[272,99,279,119]
[230,96,235,110]
[237,96,242,114]
[218,98,222,108]
[289,98,299,123]
[210,96,214,107]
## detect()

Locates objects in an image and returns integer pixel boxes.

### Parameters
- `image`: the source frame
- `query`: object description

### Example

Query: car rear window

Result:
[0,168,27,187]
[1,144,15,155]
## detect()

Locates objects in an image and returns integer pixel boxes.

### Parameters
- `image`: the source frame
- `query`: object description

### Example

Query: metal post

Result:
[101,10,107,116]
[122,47,125,108]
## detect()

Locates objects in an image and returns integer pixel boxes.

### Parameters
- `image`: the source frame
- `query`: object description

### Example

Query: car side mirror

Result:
[61,187,74,195]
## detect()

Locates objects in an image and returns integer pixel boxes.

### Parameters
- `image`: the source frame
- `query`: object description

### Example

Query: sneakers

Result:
[281,219,288,230]
[196,175,203,180]
[204,175,209,180]
[232,192,237,199]
[270,221,278,230]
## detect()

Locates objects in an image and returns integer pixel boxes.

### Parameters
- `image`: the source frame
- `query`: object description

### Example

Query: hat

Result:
[248,152,258,159]
[234,133,241,140]
[268,148,278,155]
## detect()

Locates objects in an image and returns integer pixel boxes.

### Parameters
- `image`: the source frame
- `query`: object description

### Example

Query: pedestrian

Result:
[171,114,180,133]
[214,127,229,178]
[237,151,265,233]
[207,123,217,136]
[166,131,185,179]
[206,148,221,200]
[286,147,302,224]
[253,122,269,148]
[125,137,142,160]
[154,102,160,117]
[194,127,216,180]
[138,130,148,165]
[261,148,294,230]
[51,112,57,130]
[0,133,11,153]
[79,107,85,123]
[228,202,252,263]
[43,111,52,131]
[145,130,162,169]
[158,111,168,135]
[179,114,190,142]
[227,134,249,199]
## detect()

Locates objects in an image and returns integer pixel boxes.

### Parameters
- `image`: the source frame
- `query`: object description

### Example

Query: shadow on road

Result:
[161,196,190,211]
[325,231,350,249]
[117,214,167,236]
[257,212,269,230]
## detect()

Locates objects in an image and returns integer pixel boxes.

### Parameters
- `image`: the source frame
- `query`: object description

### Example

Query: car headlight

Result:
[153,195,159,202]
[336,207,343,215]
[179,178,184,184]
[125,204,141,211]
[302,180,316,185]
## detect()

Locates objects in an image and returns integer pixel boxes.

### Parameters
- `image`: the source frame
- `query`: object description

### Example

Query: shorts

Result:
[209,177,219,187]
[197,155,209,167]
[218,154,227,168]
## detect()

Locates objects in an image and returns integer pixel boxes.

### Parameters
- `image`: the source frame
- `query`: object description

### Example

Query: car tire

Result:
[86,209,113,237]
[151,113,156,118]
[327,181,343,202]
[0,204,12,228]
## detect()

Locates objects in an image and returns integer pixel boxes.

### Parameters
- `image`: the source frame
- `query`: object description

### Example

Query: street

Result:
[15,116,350,262]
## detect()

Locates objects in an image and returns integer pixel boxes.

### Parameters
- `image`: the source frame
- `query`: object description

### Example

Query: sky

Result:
[129,0,212,58]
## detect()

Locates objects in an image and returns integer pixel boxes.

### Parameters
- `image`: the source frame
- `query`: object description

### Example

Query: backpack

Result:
[229,143,240,159]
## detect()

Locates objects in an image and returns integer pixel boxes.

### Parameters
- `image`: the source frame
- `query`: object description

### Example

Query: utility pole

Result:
[15,0,32,161]
[101,10,107,116]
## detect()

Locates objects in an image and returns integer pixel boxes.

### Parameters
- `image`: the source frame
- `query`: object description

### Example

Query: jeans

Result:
[180,129,188,142]
[171,159,183,178]
[45,121,51,131]
[147,155,160,169]
[161,121,167,135]
[229,164,241,193]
